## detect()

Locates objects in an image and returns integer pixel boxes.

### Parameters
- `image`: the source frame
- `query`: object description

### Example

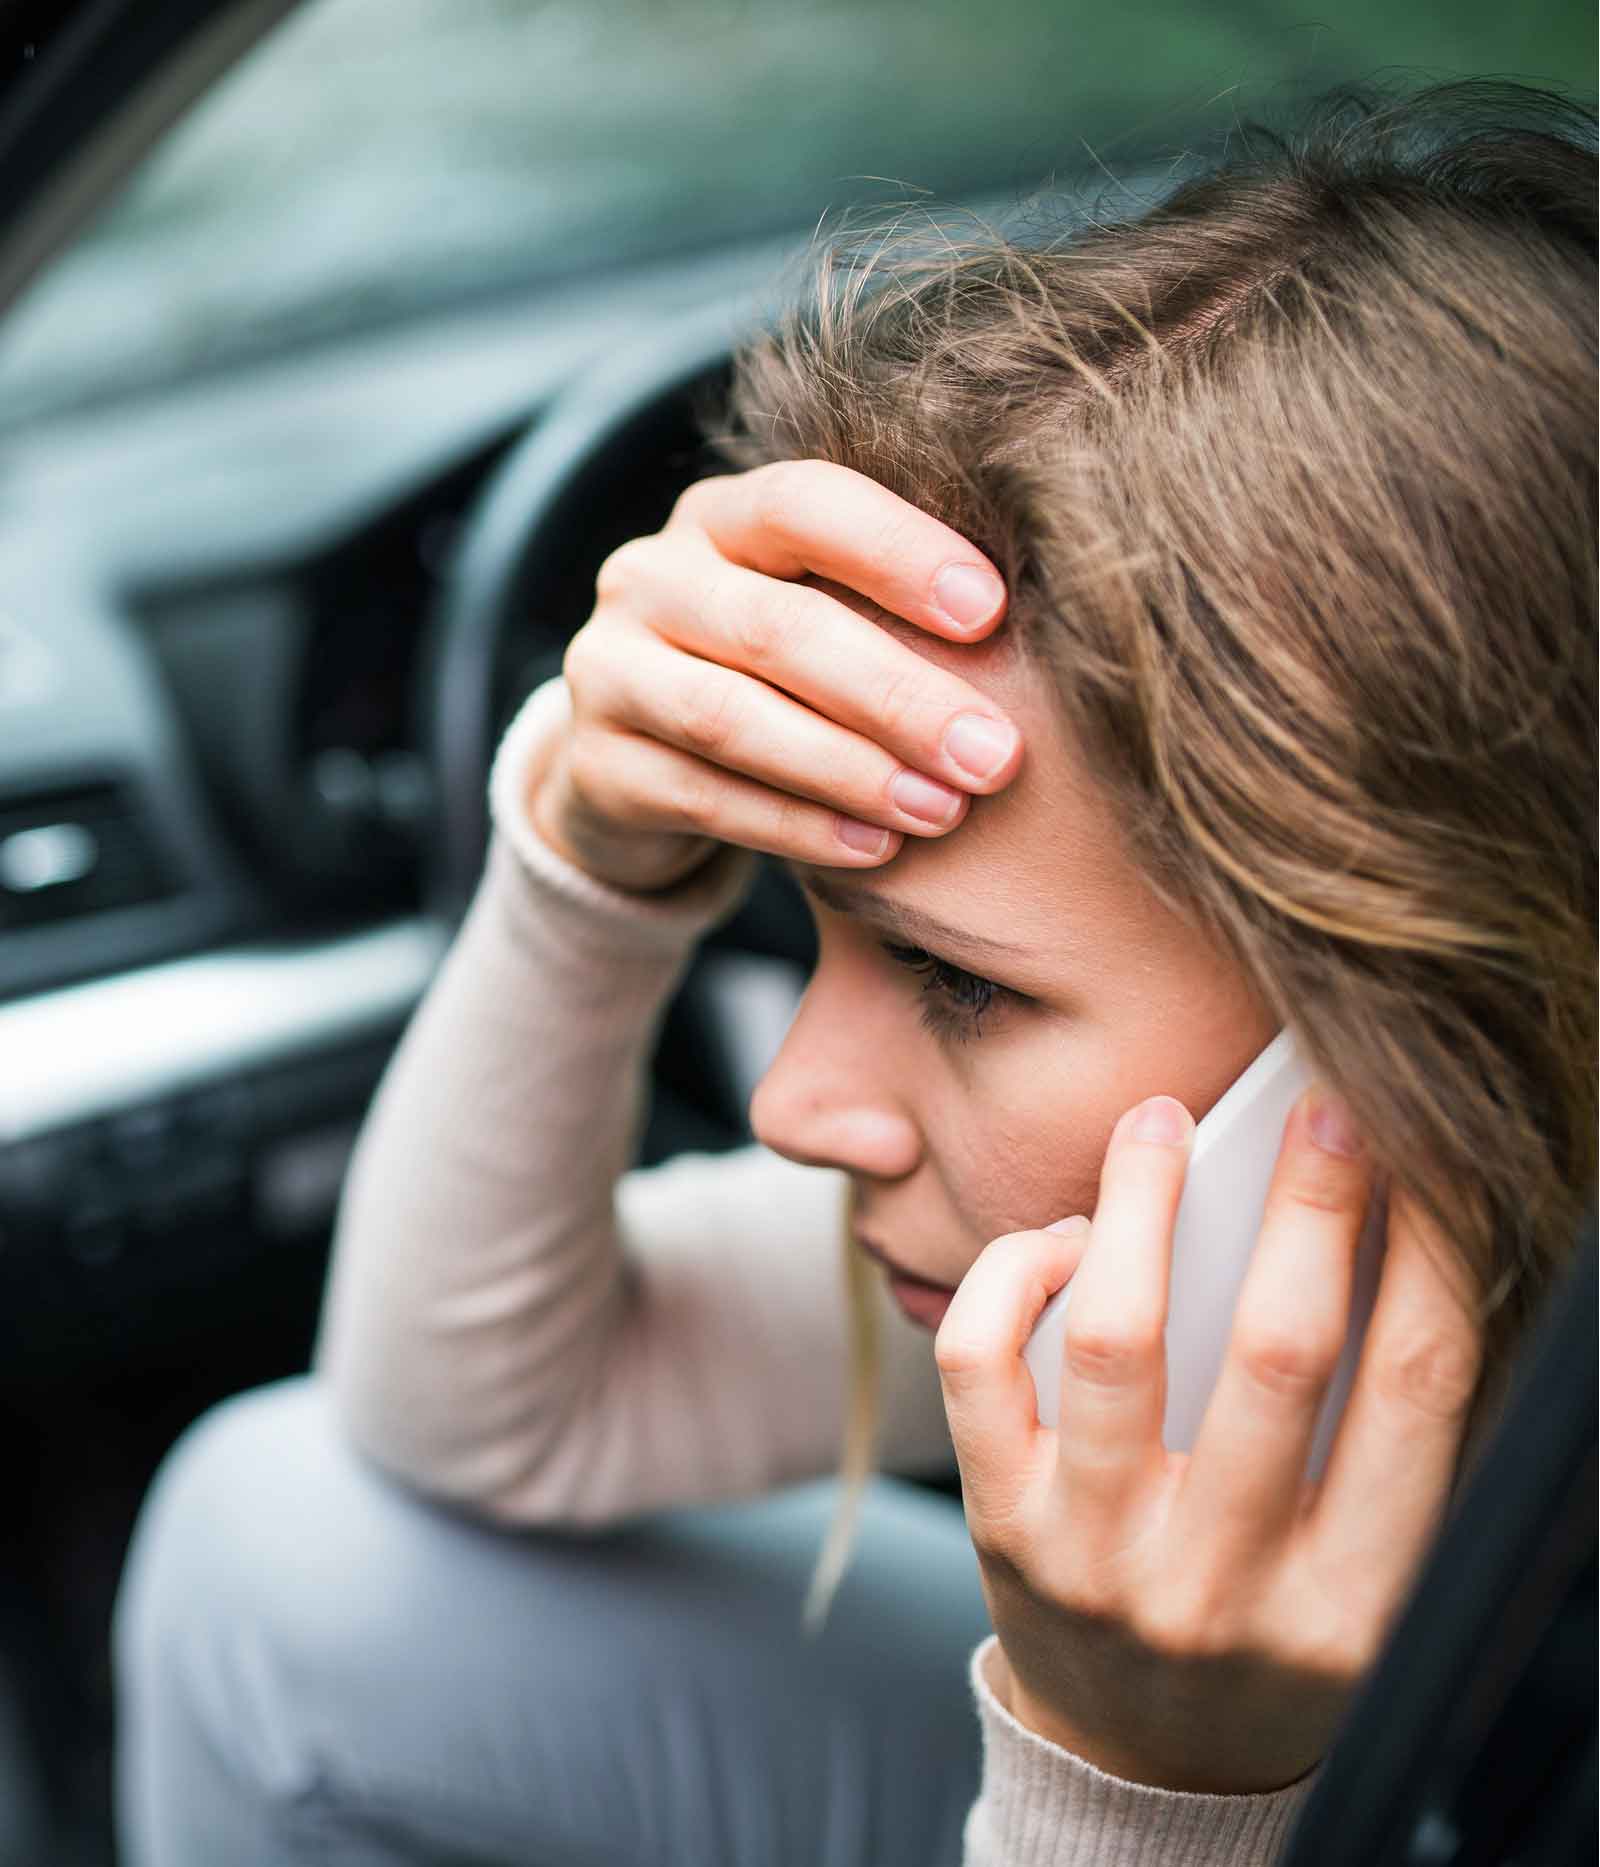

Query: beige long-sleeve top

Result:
[315,676,1321,1865]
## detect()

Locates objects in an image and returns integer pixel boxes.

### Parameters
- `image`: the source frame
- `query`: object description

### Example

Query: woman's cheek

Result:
[940,1034,1115,1256]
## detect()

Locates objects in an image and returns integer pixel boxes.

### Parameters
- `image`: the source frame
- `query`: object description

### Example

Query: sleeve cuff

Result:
[964,1636,1320,1867]
[486,674,760,950]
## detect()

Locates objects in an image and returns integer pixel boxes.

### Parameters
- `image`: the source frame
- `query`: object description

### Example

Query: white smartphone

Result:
[1023,1030,1386,1484]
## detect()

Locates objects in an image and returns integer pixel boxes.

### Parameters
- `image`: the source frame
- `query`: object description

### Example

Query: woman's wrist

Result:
[995,1650,1182,1792]
[489,675,744,921]
[987,1645,1128,1781]
[525,749,719,897]
[989,1640,1319,1798]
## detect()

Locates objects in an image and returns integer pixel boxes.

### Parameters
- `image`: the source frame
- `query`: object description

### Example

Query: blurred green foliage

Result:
[0,0,1591,420]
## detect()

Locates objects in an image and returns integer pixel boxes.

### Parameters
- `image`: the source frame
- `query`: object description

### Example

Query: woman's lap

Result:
[114,1377,991,1866]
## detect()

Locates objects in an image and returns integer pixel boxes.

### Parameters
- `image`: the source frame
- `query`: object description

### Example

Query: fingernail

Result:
[1046,1215,1091,1236]
[933,563,1005,631]
[890,769,963,826]
[1129,1096,1192,1147]
[943,714,1018,782]
[836,817,891,855]
[1307,1089,1363,1157]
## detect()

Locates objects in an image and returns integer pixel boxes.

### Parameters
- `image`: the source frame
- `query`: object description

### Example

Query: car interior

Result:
[0,2,1593,1862]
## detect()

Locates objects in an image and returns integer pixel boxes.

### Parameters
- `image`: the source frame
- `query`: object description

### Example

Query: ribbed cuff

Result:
[964,1637,1320,1867]
[486,675,759,951]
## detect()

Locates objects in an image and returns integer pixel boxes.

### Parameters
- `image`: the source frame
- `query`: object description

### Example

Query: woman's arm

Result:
[314,677,955,1524]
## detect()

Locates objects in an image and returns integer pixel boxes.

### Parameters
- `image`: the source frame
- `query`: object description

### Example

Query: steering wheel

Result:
[423,303,746,922]
[420,302,815,1161]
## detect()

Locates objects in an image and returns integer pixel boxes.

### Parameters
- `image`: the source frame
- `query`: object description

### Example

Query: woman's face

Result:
[748,609,1279,1328]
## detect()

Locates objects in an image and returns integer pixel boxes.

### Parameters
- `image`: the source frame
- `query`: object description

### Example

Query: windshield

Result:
[0,0,1589,426]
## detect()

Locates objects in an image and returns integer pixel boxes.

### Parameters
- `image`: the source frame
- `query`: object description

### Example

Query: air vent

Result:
[0,784,177,933]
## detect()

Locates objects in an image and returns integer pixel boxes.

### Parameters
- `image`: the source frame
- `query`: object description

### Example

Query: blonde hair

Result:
[800,1181,883,1636]
[744,79,1598,1628]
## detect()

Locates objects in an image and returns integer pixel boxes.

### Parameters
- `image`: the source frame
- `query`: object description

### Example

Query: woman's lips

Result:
[853,1233,959,1330]
[884,1275,956,1330]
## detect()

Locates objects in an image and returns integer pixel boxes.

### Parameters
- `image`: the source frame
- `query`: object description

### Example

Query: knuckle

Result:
[774,793,831,860]
[983,1515,1040,1577]
[868,506,911,558]
[686,550,737,631]
[560,624,600,691]
[867,508,926,582]
[667,770,721,834]
[1277,1159,1365,1220]
[594,534,652,602]
[674,684,742,761]
[1292,1620,1376,1686]
[1132,1588,1230,1661]
[746,461,796,534]
[1337,1625,1384,1681]
[668,476,718,528]
[726,594,790,669]
[1374,1331,1482,1422]
[749,458,820,532]
[963,1506,1026,1573]
[567,727,625,796]
[564,737,621,822]
[933,1326,986,1383]
[564,730,602,794]
[1232,1319,1342,1398]
[1276,1596,1375,1685]
[873,665,936,748]
[1062,1310,1164,1386]
[1050,1571,1119,1627]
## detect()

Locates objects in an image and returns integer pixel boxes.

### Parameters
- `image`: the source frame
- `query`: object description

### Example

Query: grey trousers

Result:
[113,1378,993,1866]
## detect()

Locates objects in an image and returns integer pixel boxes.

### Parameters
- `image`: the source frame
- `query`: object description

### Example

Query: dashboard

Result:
[0,234,813,1379]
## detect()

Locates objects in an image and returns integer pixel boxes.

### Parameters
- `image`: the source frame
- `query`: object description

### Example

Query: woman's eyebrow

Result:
[789,864,1027,958]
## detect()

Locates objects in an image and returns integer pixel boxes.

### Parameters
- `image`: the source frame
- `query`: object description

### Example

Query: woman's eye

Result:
[880,942,1013,1043]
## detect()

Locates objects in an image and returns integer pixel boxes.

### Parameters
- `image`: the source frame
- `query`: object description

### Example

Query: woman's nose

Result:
[748,985,921,1181]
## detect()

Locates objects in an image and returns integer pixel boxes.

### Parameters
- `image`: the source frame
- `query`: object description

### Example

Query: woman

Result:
[116,79,1595,1865]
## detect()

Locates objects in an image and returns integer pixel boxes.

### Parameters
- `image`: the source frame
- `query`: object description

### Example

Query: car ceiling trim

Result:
[0,916,445,1140]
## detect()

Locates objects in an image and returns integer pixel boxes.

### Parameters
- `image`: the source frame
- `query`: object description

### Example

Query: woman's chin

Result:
[886,1273,956,1330]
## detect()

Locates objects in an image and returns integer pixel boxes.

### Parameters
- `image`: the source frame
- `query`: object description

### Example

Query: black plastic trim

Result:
[1283,1216,1597,1864]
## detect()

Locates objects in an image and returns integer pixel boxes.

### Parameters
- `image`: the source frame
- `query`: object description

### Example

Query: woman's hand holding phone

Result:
[527,460,1023,893]
[935,1090,1487,1796]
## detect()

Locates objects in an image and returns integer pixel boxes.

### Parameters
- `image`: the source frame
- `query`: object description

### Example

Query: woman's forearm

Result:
[314,832,707,1515]
[314,677,753,1515]
[314,680,954,1522]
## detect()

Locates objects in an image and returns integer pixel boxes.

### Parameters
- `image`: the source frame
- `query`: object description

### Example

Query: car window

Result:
[0,0,1588,428]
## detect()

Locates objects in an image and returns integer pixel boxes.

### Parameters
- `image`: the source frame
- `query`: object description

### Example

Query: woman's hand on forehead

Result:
[533,459,1027,892]
[653,462,1029,790]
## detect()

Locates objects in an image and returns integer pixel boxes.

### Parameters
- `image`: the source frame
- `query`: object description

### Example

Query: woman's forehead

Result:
[801,576,1157,956]
[879,655,1170,971]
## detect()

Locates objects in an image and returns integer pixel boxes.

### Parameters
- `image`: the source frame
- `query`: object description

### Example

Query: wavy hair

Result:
[717,79,1598,1630]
